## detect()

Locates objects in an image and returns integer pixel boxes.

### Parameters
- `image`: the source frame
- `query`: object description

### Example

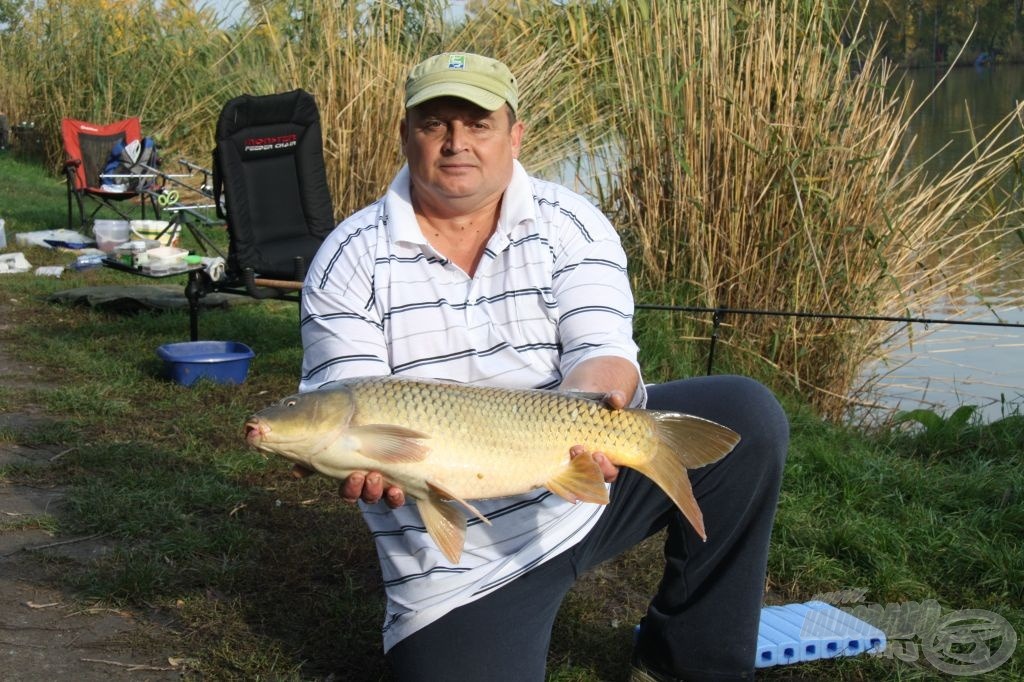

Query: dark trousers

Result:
[386,375,789,681]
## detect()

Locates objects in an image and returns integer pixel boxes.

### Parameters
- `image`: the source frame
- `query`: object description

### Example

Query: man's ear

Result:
[510,119,525,159]
[399,116,410,157]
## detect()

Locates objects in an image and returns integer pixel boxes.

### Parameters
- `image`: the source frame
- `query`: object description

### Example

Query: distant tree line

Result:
[851,0,1024,66]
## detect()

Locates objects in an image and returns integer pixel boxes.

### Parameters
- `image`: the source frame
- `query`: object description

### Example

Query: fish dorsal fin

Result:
[546,451,610,505]
[417,488,469,564]
[558,390,607,403]
[427,481,491,526]
[350,424,430,463]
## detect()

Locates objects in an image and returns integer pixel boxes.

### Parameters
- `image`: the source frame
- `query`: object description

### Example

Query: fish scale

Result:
[245,375,740,563]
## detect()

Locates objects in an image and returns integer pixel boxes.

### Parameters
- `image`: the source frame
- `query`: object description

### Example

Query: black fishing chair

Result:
[185,89,335,339]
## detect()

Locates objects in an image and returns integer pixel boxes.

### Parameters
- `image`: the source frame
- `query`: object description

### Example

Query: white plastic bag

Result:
[0,252,31,274]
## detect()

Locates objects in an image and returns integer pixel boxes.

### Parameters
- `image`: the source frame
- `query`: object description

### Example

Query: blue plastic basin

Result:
[156,341,255,386]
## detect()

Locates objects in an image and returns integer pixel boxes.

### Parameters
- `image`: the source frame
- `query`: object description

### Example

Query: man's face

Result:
[401,97,524,213]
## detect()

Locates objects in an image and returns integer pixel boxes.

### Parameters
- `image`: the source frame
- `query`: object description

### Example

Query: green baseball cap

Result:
[405,52,519,115]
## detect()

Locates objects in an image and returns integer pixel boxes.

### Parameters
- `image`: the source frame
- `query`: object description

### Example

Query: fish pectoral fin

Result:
[417,490,468,564]
[350,424,430,463]
[427,481,491,526]
[546,451,610,505]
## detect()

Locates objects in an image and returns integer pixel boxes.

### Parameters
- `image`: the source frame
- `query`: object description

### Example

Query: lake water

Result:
[859,65,1024,423]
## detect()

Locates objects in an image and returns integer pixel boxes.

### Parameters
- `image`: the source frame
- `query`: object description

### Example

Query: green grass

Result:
[0,153,1021,679]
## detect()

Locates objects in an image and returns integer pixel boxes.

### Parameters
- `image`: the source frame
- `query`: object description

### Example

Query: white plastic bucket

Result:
[93,219,131,252]
[130,219,179,247]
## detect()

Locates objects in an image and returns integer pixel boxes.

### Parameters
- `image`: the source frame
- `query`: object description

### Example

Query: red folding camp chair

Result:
[61,117,160,229]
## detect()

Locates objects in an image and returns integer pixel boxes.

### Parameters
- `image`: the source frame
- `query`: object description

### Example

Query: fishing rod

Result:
[635,303,1024,376]
[140,161,214,199]
[636,304,1024,329]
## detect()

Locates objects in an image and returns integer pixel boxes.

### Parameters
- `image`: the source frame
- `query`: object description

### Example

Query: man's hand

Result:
[570,444,620,482]
[289,464,406,507]
[600,389,629,411]
[340,471,406,508]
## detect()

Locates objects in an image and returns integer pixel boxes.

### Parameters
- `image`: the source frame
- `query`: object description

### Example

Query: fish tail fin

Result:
[631,413,740,541]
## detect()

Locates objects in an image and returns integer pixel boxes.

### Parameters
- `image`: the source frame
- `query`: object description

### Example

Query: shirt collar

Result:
[385,160,534,247]
[497,160,535,238]
[385,164,424,245]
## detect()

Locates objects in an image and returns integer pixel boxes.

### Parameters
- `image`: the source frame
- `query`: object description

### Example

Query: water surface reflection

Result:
[864,65,1024,422]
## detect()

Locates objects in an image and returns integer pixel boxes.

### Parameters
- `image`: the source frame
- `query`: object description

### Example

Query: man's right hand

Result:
[341,471,406,508]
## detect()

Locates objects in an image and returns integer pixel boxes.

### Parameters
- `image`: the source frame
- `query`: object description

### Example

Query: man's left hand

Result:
[570,445,620,483]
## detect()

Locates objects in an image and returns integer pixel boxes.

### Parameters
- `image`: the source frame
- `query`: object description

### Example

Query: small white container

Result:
[147,245,187,260]
[113,239,160,268]
[146,245,188,270]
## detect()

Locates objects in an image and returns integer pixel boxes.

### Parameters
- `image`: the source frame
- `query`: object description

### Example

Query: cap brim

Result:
[405,82,507,112]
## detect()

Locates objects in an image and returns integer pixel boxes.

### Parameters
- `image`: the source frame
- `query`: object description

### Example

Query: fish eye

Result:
[284,398,298,407]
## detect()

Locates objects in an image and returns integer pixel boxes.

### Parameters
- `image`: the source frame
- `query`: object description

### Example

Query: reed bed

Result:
[2,0,1022,419]
[0,0,257,161]
[592,0,1024,418]
[284,0,611,216]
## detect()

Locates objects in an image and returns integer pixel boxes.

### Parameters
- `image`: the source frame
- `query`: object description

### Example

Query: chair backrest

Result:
[213,89,334,281]
[61,117,141,190]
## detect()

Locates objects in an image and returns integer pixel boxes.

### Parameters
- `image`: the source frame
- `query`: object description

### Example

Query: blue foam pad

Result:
[755,601,886,668]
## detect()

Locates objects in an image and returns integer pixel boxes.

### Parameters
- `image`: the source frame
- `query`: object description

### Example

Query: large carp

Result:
[244,375,739,563]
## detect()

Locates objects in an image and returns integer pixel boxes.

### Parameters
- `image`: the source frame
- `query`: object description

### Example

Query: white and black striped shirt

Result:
[299,160,643,651]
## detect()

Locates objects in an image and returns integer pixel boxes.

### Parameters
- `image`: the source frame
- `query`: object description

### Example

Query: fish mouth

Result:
[244,418,268,448]
[243,416,324,456]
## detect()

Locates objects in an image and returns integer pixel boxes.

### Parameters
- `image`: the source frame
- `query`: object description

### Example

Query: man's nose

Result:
[442,123,468,153]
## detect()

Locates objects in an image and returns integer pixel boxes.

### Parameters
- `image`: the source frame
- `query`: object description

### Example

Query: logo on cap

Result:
[447,55,466,70]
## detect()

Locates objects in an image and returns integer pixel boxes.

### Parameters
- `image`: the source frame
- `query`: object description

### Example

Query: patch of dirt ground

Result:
[0,313,183,680]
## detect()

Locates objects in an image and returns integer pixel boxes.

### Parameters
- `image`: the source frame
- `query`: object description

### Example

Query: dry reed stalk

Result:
[8,0,256,167]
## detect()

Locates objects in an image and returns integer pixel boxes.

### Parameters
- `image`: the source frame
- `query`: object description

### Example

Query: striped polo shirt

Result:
[299,160,644,651]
